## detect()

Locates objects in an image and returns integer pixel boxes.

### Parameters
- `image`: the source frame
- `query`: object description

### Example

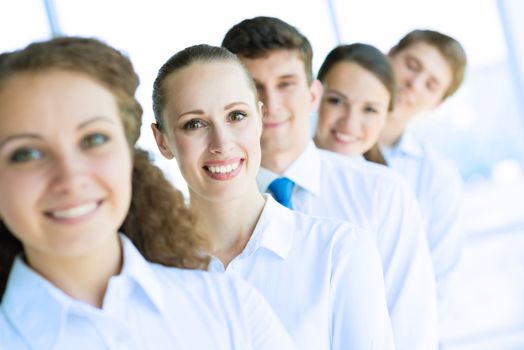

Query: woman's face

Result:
[154,60,262,203]
[315,61,390,157]
[0,70,132,261]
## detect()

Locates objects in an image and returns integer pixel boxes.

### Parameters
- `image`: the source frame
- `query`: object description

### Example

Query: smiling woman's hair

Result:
[0,37,209,299]
[152,44,257,131]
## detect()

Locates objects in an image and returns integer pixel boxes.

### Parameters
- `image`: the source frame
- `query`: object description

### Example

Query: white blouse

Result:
[209,195,395,350]
[0,235,295,350]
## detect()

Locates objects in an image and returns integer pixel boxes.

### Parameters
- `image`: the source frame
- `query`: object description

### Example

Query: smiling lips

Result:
[263,118,288,129]
[203,158,244,180]
[332,130,358,144]
[46,201,101,222]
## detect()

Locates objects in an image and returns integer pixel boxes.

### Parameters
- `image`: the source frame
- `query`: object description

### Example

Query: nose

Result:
[208,125,234,154]
[260,88,280,118]
[339,106,360,132]
[405,72,425,92]
[49,151,90,195]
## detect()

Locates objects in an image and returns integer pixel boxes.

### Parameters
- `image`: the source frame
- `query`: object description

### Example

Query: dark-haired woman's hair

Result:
[0,37,209,298]
[152,44,256,130]
[317,43,395,166]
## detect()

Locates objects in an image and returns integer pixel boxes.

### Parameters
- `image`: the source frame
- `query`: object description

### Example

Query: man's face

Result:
[239,50,321,160]
[389,41,453,121]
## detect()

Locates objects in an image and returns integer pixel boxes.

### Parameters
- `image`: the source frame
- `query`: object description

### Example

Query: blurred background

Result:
[2,0,523,348]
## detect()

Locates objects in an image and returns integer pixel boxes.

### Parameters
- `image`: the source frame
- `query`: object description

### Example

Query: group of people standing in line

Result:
[0,15,466,350]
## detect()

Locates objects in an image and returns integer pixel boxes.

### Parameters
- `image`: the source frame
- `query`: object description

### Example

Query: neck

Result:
[261,140,308,174]
[380,112,408,147]
[25,234,122,308]
[190,186,266,268]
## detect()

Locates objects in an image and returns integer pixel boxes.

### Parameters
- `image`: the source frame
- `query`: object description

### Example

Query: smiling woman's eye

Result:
[9,148,44,163]
[229,111,247,122]
[80,133,109,149]
[325,95,344,107]
[364,106,379,114]
[183,119,206,130]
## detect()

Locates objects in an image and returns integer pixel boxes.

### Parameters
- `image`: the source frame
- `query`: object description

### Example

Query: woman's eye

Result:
[364,106,378,114]
[229,111,247,122]
[326,96,343,106]
[183,119,205,130]
[81,133,109,149]
[9,148,44,163]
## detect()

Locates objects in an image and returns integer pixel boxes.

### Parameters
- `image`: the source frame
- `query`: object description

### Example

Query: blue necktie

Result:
[267,177,295,209]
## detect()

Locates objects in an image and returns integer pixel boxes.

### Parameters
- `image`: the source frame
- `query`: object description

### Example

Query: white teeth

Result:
[334,131,357,143]
[51,202,97,219]
[207,161,240,174]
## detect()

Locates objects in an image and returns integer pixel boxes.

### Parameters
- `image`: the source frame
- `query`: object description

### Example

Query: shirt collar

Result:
[118,234,166,314]
[1,255,69,349]
[387,132,424,158]
[257,142,322,196]
[1,234,166,349]
[255,195,295,259]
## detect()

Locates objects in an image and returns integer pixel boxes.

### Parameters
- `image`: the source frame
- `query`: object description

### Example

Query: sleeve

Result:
[330,225,395,350]
[374,175,439,350]
[233,277,297,350]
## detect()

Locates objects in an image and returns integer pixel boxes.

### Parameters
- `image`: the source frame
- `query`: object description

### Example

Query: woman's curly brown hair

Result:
[0,37,209,299]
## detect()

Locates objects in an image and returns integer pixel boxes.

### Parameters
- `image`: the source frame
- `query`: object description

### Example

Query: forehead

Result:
[164,60,257,113]
[324,61,377,85]
[0,70,119,130]
[393,42,452,77]
[239,49,307,82]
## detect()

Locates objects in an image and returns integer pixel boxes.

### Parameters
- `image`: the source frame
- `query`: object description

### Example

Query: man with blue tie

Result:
[223,16,439,350]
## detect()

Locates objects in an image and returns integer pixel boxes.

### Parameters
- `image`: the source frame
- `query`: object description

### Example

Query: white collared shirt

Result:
[0,235,295,350]
[381,133,464,307]
[258,142,439,350]
[209,195,395,350]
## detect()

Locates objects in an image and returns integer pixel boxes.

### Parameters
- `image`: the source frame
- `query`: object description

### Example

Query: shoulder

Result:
[417,140,463,186]
[317,148,412,192]
[287,207,369,256]
[149,264,262,308]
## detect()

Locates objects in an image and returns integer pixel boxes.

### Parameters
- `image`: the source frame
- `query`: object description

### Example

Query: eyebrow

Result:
[177,102,249,119]
[0,134,42,150]
[253,74,299,86]
[78,116,116,129]
[0,116,115,150]
[325,87,348,100]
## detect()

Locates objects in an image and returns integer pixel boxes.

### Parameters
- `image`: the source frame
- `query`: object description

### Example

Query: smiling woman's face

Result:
[0,69,132,261]
[315,61,391,157]
[154,60,263,203]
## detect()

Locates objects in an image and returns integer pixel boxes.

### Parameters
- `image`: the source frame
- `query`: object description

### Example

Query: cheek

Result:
[364,116,387,139]
[99,150,132,199]
[173,136,203,172]
[0,172,44,233]
[318,105,337,131]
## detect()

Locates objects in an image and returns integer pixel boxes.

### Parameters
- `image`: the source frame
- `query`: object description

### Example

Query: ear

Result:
[309,79,324,112]
[256,101,264,137]
[151,123,175,160]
